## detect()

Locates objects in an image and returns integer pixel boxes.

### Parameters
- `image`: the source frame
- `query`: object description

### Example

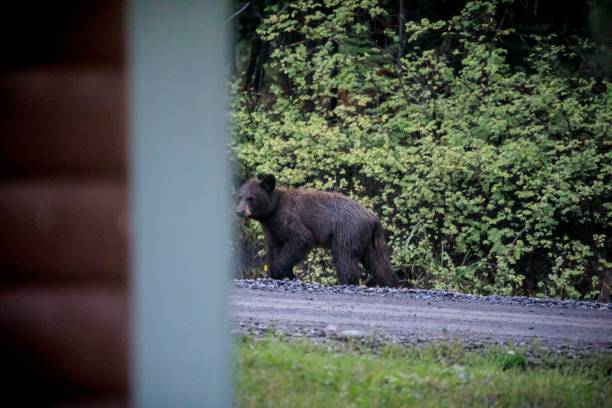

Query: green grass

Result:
[236,336,611,408]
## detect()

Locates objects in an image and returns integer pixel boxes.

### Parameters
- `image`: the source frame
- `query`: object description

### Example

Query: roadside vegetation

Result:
[231,0,611,300]
[236,336,612,407]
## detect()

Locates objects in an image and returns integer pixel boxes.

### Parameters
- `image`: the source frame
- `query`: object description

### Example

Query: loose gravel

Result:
[233,278,612,311]
[232,278,612,354]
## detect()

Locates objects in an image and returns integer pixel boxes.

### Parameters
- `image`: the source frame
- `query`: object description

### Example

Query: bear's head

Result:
[235,174,277,220]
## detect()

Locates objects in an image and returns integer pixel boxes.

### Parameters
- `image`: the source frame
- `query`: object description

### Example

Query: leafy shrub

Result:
[231,0,611,299]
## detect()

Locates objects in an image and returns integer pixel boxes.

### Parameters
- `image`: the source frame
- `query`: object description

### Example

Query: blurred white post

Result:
[129,1,231,407]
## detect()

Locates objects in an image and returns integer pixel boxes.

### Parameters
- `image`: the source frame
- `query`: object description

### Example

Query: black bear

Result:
[235,174,399,287]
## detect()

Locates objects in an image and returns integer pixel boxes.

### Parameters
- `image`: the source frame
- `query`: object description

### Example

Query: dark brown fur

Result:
[236,175,399,287]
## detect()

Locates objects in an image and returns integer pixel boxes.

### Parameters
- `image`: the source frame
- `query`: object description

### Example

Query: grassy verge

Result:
[236,336,611,407]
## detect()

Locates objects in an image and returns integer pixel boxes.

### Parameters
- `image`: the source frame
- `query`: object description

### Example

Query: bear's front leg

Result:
[268,239,312,280]
[263,231,282,279]
[264,244,284,279]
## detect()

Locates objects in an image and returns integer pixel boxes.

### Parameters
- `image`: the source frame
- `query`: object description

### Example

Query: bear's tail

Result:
[366,222,399,287]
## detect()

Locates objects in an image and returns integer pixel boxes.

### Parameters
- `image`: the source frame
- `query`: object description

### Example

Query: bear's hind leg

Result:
[332,249,362,286]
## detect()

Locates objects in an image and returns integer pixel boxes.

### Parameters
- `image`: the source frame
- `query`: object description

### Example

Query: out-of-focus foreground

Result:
[0,1,128,404]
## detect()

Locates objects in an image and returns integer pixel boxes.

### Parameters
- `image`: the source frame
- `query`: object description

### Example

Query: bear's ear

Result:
[259,174,276,193]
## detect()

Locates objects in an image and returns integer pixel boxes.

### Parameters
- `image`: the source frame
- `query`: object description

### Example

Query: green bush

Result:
[231,0,611,299]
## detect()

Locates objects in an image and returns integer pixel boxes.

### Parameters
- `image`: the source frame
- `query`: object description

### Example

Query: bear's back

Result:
[277,188,378,246]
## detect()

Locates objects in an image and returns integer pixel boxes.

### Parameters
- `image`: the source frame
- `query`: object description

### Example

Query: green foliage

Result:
[491,349,527,370]
[231,0,611,299]
[236,336,612,407]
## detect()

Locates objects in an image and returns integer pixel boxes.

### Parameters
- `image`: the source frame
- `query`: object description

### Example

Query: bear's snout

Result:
[236,203,251,218]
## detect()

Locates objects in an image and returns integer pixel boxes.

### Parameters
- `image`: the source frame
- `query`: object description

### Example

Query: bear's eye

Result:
[246,197,255,203]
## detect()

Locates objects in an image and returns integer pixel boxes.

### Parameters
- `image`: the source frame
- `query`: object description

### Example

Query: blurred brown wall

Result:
[0,1,128,405]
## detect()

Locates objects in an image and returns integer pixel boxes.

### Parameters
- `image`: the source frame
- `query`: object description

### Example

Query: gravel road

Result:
[232,279,612,353]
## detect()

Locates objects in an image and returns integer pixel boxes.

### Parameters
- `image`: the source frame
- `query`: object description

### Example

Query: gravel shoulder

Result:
[232,279,612,353]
